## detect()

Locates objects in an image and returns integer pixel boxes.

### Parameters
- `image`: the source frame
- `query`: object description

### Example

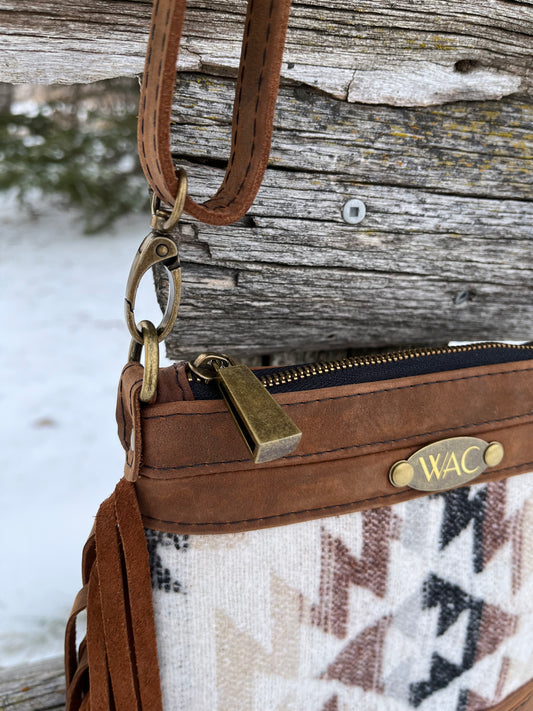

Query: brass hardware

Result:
[189,353,302,464]
[129,320,159,403]
[150,168,188,232]
[128,338,142,363]
[125,232,181,344]
[125,169,186,344]
[252,343,533,389]
[389,436,504,492]
[484,441,505,468]
[188,344,533,390]
[389,460,415,488]
[188,353,234,382]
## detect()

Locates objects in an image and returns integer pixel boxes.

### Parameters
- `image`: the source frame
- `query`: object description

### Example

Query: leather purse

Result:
[64,1,533,709]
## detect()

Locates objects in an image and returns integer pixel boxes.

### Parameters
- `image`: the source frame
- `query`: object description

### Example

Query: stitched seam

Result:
[203,0,274,211]
[214,0,254,192]
[119,374,127,447]
[140,461,533,528]
[129,379,144,421]
[152,15,166,184]
[142,366,533,421]
[122,362,140,377]
[128,377,144,475]
[139,10,157,178]
[503,686,533,711]
[140,410,533,475]
[516,691,533,710]
[140,0,173,195]
[139,366,533,471]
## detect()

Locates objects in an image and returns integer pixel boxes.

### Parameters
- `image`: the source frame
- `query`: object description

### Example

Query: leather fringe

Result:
[65,478,163,711]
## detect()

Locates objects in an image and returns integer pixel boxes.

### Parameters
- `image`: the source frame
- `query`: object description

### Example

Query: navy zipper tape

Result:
[189,344,533,399]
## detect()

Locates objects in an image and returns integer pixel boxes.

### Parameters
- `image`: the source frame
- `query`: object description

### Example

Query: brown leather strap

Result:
[86,566,112,710]
[138,0,292,225]
[114,480,164,710]
[492,680,533,711]
[64,585,88,687]
[65,480,163,711]
[95,495,141,708]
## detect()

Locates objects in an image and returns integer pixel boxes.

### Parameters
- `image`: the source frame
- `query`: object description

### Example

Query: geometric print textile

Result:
[145,470,533,711]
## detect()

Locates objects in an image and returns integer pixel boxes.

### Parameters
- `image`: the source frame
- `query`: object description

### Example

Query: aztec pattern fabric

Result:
[146,470,533,711]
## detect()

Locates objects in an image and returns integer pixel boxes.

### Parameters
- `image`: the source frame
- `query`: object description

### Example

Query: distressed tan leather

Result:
[65,480,163,711]
[138,0,292,225]
[490,680,533,711]
[115,359,533,534]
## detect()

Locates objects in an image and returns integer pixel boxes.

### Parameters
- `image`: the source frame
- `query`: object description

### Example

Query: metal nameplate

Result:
[389,437,504,491]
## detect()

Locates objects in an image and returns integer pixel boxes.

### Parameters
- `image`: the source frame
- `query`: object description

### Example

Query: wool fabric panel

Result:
[146,470,533,711]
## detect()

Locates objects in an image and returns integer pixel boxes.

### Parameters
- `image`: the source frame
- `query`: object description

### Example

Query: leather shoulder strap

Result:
[138,0,292,226]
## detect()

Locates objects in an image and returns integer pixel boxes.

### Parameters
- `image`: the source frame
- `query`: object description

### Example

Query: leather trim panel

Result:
[115,359,533,534]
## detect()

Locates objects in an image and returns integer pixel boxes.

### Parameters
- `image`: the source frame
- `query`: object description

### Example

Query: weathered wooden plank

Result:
[172,161,532,284]
[172,76,533,200]
[164,255,532,359]
[157,74,532,359]
[1,0,532,105]
[165,260,531,359]
[1,1,531,359]
[0,656,65,710]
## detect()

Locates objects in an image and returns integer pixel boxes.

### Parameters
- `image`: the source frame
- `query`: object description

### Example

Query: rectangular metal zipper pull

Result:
[189,354,302,464]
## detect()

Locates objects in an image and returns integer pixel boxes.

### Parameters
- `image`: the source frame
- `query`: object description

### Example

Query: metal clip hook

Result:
[125,232,181,344]
[125,167,187,343]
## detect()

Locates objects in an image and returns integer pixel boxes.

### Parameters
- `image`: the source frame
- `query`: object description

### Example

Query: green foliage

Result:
[0,82,149,233]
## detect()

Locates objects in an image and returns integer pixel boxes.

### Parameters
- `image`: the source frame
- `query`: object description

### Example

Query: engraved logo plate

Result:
[389,437,504,491]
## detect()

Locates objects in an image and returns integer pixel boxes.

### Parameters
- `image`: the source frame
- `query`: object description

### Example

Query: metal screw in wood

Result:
[342,198,366,225]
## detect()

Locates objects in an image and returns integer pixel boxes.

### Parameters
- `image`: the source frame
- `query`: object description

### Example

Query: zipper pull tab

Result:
[189,354,302,464]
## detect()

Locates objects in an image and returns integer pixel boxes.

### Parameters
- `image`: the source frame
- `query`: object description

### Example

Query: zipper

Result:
[188,342,533,390]
[257,342,533,389]
[188,353,302,464]
[186,342,532,464]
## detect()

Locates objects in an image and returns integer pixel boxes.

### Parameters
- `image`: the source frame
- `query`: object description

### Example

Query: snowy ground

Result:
[0,198,171,666]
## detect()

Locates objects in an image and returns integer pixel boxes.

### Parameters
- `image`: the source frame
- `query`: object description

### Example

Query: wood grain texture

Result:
[2,0,532,104]
[160,75,532,359]
[0,656,65,710]
[1,0,531,359]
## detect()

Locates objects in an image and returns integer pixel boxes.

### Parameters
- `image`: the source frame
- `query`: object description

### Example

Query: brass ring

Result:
[188,352,235,382]
[151,168,188,232]
[128,320,159,403]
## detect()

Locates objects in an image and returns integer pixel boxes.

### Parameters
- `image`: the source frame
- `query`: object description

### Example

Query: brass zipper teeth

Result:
[187,342,533,387]
[258,343,533,388]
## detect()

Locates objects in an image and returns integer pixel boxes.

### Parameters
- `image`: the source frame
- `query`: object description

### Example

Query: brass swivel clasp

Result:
[125,169,187,401]
[124,230,181,345]
[125,168,187,345]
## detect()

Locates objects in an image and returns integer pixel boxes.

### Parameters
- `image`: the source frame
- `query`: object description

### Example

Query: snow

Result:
[0,197,171,666]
